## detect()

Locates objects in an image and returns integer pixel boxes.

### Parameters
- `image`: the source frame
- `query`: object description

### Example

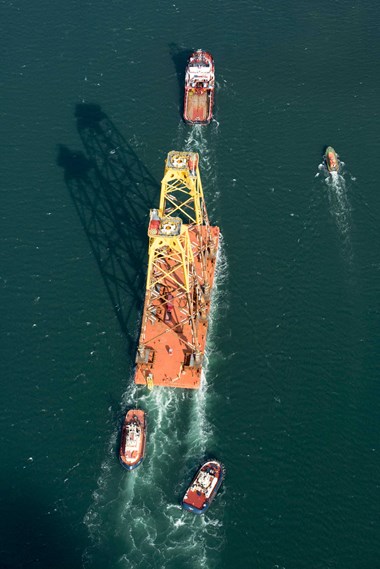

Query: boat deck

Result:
[184,489,206,510]
[185,90,209,123]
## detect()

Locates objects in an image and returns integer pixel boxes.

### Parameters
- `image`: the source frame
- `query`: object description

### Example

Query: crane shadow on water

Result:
[57,103,159,355]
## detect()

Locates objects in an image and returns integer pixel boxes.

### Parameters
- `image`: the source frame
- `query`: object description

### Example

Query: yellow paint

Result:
[146,373,154,390]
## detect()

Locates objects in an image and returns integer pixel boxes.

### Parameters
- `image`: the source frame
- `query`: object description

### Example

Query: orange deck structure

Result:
[134,151,220,389]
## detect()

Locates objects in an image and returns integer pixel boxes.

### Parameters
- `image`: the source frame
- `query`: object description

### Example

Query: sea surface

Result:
[1,1,379,568]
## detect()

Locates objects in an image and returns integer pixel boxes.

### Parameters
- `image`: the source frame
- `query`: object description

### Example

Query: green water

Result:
[2,1,379,568]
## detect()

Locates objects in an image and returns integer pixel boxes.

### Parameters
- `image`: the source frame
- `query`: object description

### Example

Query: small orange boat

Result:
[183,50,215,125]
[324,146,340,173]
[182,460,224,514]
[119,409,146,470]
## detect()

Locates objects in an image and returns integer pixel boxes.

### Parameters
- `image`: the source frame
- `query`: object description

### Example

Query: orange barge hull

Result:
[134,225,219,389]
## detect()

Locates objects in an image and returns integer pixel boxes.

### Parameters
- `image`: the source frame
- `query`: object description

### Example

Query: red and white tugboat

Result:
[182,460,224,514]
[183,50,215,125]
[119,409,146,470]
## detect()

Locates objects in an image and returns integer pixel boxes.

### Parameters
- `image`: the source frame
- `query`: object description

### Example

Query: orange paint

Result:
[134,225,220,389]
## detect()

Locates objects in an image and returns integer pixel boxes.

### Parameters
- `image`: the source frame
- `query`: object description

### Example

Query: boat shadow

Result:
[169,43,192,121]
[57,103,159,352]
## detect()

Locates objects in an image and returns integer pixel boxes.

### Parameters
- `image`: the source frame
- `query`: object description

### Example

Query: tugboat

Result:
[324,146,340,173]
[182,460,224,514]
[119,409,146,470]
[183,50,215,125]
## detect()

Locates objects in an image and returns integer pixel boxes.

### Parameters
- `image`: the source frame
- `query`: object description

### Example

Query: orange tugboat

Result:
[134,151,220,389]
[119,409,146,470]
[183,50,215,125]
[182,460,224,514]
[324,146,340,173]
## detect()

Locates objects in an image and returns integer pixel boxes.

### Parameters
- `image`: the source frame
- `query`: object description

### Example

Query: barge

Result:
[134,151,219,389]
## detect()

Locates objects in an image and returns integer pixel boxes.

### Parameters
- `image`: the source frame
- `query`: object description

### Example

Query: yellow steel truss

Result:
[158,151,208,226]
[138,151,216,360]
[139,216,199,346]
[146,224,194,294]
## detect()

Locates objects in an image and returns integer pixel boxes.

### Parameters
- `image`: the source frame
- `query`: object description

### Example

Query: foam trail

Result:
[183,124,220,217]
[82,379,140,551]
[325,171,351,235]
[184,125,211,173]
[186,236,228,460]
[82,386,184,567]
[319,163,354,263]
[174,122,209,153]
